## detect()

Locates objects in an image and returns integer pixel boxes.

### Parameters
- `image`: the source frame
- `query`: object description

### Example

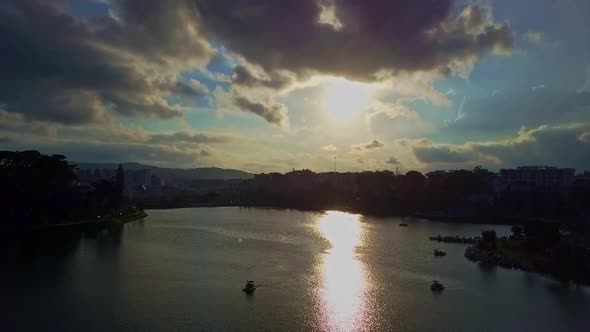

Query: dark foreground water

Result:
[2,208,589,331]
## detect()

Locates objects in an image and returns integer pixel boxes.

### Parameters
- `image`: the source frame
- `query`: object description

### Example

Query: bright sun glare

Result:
[323,77,372,120]
[317,211,368,331]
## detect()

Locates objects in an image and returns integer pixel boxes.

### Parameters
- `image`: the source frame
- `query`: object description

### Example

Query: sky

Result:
[0,0,589,173]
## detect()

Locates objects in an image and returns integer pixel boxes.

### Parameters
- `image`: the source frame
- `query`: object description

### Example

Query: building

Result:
[496,166,575,193]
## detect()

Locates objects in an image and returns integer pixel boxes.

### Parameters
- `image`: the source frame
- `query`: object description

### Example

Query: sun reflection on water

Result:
[317,211,369,331]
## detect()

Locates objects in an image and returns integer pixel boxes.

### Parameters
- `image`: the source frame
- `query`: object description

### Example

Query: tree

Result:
[0,150,78,225]
[116,163,125,195]
[481,229,497,250]
[511,225,524,238]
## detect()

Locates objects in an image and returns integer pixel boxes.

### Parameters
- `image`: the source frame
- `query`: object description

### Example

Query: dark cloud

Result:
[412,123,590,170]
[365,139,384,149]
[470,124,590,169]
[386,157,400,165]
[0,110,57,137]
[197,0,513,81]
[200,150,212,157]
[0,0,514,128]
[0,0,212,124]
[150,131,233,145]
[0,136,11,144]
[0,109,234,146]
[231,65,294,90]
[233,96,289,127]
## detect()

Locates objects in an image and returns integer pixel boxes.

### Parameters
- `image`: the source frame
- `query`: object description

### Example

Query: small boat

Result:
[242,280,256,294]
[431,280,445,291]
[399,223,408,227]
[434,249,446,256]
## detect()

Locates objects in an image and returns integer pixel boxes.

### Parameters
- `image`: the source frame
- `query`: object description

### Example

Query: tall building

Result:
[496,166,575,192]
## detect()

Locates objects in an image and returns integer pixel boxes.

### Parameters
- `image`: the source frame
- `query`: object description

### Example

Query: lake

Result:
[2,207,589,331]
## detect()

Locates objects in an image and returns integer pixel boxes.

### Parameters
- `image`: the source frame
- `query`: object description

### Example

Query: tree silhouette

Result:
[116,163,125,195]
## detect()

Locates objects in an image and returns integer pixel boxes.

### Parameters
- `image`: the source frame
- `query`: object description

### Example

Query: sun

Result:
[322,77,372,120]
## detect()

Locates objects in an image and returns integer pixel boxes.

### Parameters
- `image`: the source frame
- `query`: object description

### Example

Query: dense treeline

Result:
[239,168,493,215]
[240,166,590,220]
[1,150,128,228]
[469,223,590,284]
[3,150,589,226]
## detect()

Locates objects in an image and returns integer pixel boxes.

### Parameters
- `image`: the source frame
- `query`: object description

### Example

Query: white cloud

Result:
[320,144,338,151]
[523,31,544,43]
[444,96,468,125]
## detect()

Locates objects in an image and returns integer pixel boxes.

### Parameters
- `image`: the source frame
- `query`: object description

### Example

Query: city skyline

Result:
[1,0,589,173]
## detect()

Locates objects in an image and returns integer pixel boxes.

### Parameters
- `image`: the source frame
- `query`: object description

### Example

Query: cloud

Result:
[364,139,384,149]
[0,109,236,152]
[578,131,590,143]
[411,123,590,170]
[386,157,400,165]
[0,0,515,130]
[414,145,478,163]
[320,144,338,151]
[149,131,234,145]
[444,96,468,125]
[579,65,590,93]
[197,1,513,81]
[1,137,211,168]
[445,89,590,138]
[0,110,58,137]
[232,96,290,128]
[351,139,384,152]
[532,84,546,91]
[366,101,436,140]
[212,88,290,127]
[523,30,544,43]
[0,0,213,124]
[366,102,421,120]
[231,65,294,90]
[0,125,239,168]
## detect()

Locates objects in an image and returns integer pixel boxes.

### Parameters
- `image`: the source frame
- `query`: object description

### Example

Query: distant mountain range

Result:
[75,162,253,180]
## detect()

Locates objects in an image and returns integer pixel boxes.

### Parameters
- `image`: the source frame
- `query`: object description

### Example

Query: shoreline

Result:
[23,210,148,233]
[141,203,574,226]
[464,240,590,286]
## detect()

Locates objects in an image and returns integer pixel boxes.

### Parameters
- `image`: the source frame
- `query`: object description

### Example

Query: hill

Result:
[75,162,253,180]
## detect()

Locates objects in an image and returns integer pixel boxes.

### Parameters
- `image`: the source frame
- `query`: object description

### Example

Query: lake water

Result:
[2,207,589,331]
